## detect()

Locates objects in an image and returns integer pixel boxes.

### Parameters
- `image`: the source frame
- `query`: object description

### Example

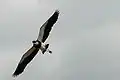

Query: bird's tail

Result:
[41,44,52,54]
[42,44,49,54]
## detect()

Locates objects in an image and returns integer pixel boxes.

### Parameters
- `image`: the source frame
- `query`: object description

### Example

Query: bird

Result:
[12,10,60,77]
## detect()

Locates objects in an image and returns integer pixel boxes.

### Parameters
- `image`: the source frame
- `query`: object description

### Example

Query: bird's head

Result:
[32,40,41,48]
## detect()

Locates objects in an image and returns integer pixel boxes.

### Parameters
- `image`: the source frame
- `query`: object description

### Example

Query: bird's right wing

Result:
[37,10,59,43]
[13,46,39,77]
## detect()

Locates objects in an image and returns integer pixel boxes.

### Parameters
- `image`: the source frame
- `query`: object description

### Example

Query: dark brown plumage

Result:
[13,46,40,77]
[12,10,59,77]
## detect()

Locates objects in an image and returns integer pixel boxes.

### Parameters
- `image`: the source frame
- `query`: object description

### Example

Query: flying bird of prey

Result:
[12,10,59,77]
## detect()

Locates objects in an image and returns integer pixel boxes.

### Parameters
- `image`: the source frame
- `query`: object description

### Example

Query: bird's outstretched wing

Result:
[13,46,39,77]
[37,10,59,43]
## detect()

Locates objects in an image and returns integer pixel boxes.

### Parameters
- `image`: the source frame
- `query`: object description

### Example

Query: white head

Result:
[32,40,41,48]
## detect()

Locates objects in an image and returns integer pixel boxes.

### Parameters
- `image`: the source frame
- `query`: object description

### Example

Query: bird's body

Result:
[13,10,59,77]
[32,40,51,54]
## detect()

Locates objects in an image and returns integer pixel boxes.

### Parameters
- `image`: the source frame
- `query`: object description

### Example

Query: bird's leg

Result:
[46,49,52,54]
[44,44,52,54]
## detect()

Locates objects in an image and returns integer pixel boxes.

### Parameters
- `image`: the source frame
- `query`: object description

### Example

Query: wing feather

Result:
[37,10,59,42]
[13,46,39,77]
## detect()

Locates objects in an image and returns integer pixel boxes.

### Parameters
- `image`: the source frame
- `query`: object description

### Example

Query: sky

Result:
[0,0,120,80]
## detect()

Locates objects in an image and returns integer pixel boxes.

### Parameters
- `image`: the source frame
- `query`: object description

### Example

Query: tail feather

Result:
[42,44,49,54]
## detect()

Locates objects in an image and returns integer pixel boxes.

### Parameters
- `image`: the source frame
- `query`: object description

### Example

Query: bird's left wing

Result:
[13,46,39,77]
[37,10,59,43]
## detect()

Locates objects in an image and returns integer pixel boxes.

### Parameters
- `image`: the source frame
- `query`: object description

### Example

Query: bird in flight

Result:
[12,10,60,77]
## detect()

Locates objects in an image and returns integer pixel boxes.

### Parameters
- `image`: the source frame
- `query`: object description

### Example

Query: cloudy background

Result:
[0,0,120,80]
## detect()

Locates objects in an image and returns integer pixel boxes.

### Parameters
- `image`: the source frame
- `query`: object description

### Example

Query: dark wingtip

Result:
[12,68,22,77]
[12,71,20,77]
[12,73,18,77]
[55,10,60,14]
[55,9,59,12]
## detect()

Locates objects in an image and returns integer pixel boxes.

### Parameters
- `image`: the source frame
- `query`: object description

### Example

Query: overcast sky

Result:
[0,0,120,80]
